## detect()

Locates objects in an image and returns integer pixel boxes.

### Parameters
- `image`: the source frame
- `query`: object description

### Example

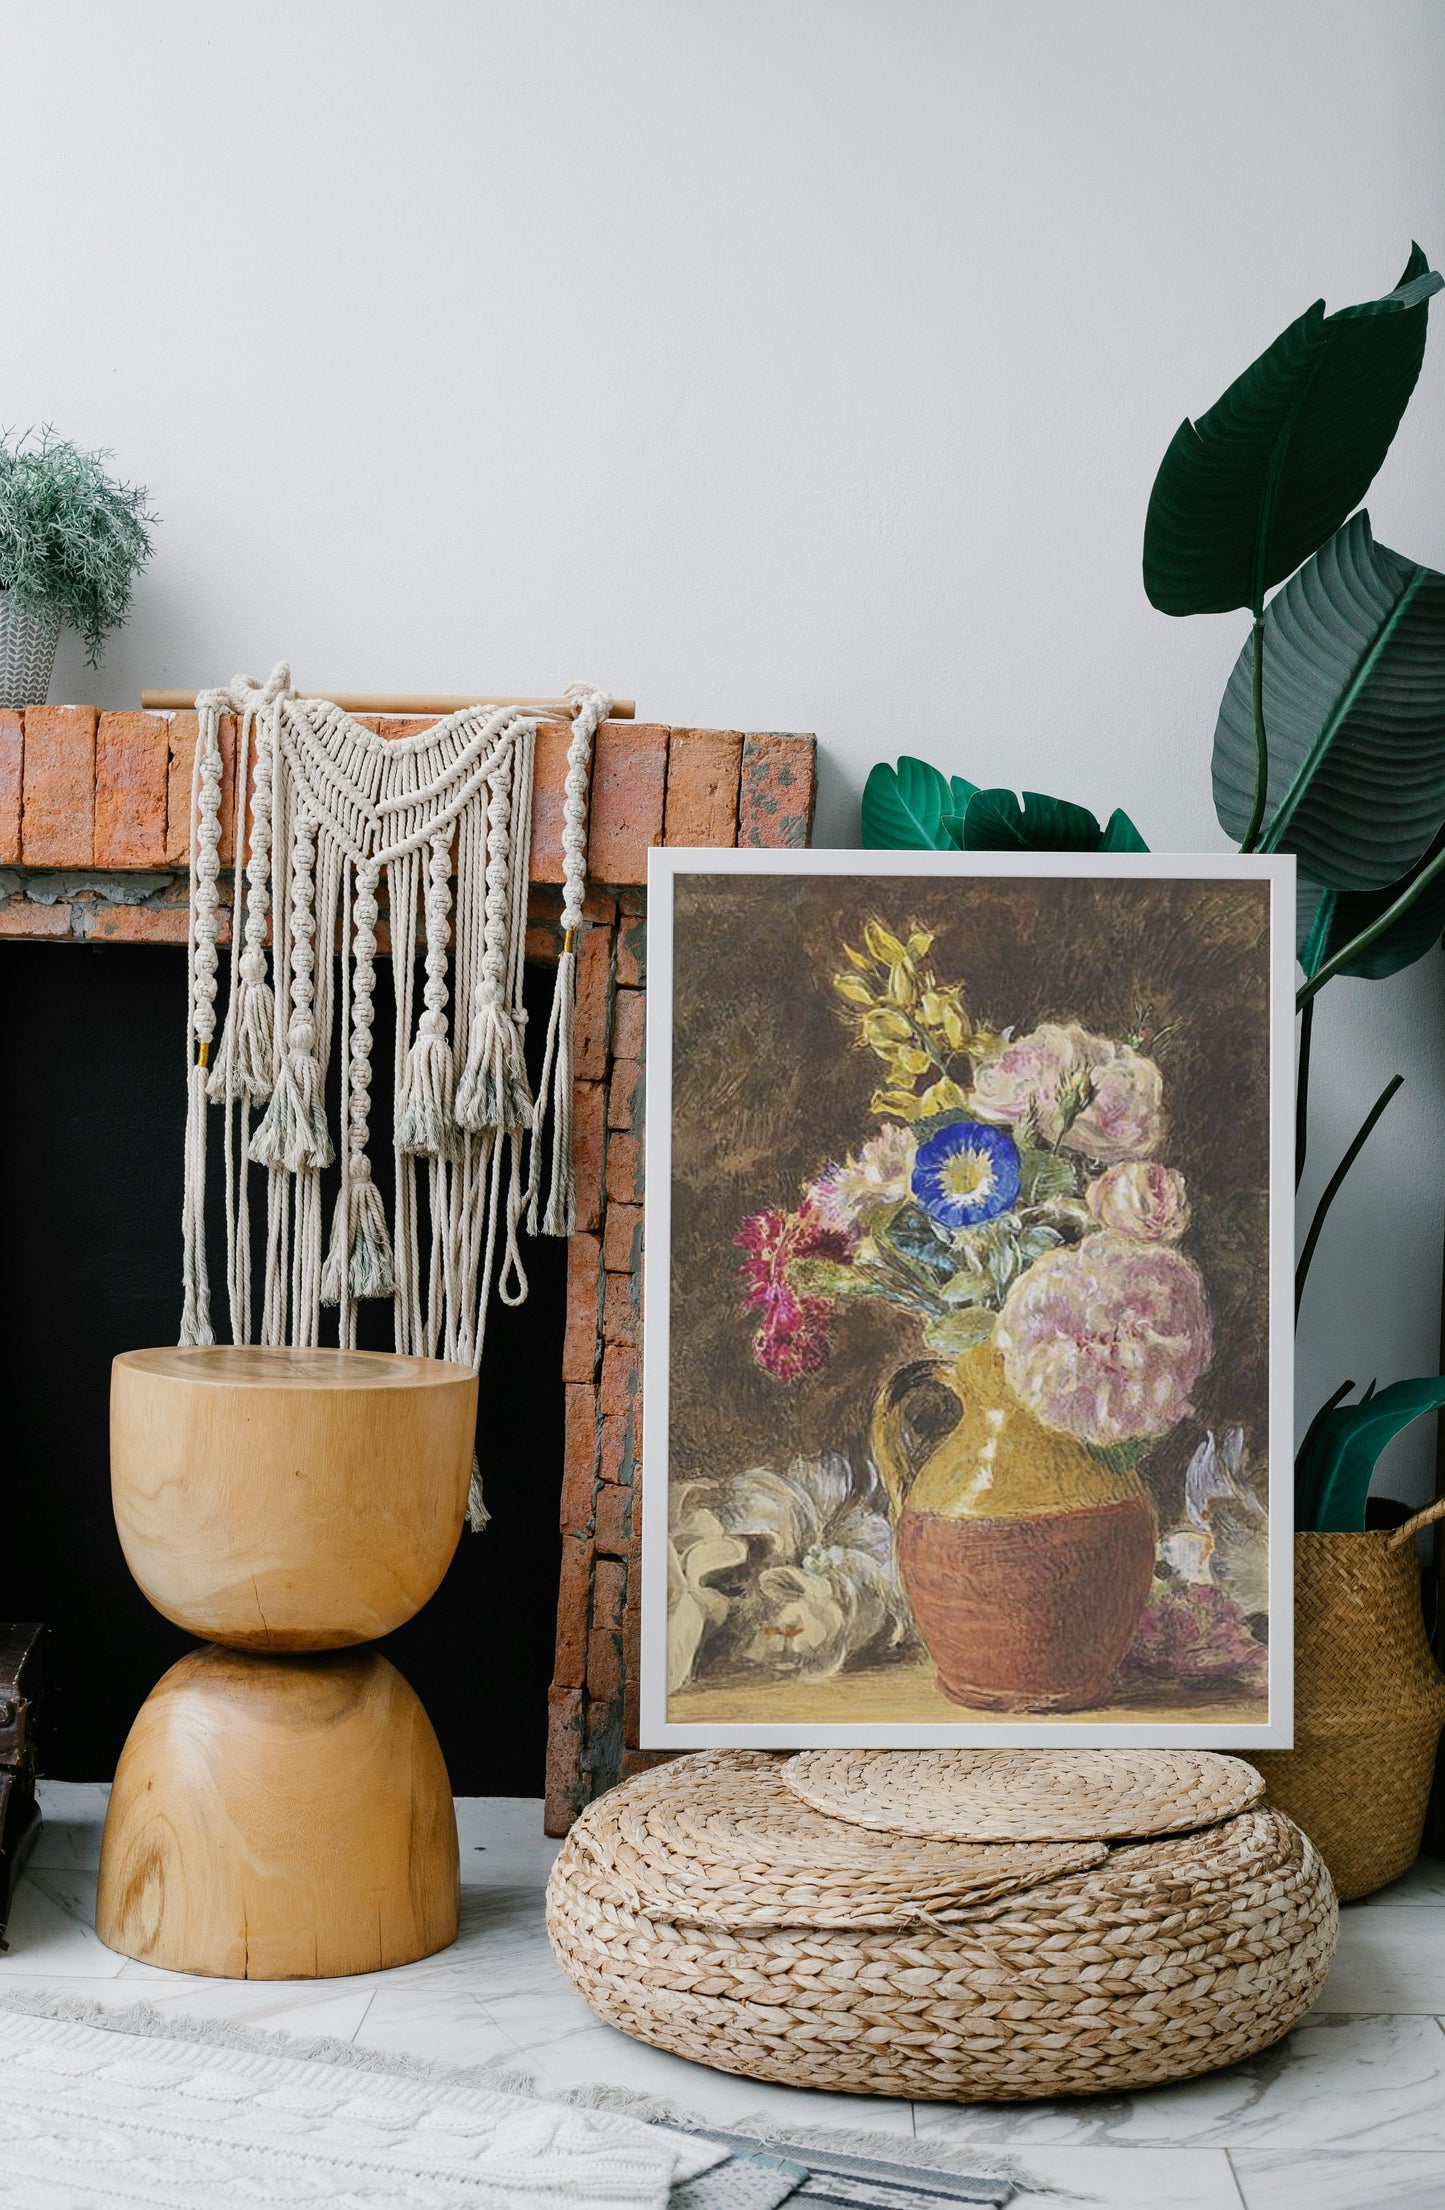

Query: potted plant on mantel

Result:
[0,429,156,708]
[863,245,1445,1899]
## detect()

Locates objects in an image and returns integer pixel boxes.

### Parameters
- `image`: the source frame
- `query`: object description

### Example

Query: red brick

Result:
[165,711,238,865]
[573,921,613,1081]
[664,728,743,846]
[85,904,230,946]
[0,712,21,863]
[587,1621,622,1707]
[0,898,71,938]
[600,1345,638,1420]
[603,1269,639,1349]
[738,732,818,848]
[594,1481,632,1558]
[587,724,668,885]
[605,1132,643,1206]
[582,888,617,927]
[552,1529,594,1689]
[560,1383,598,1533]
[21,705,97,865]
[544,1685,585,1836]
[598,1410,635,1487]
[571,1080,607,1234]
[612,986,645,1062]
[592,1556,626,1634]
[94,712,170,867]
[608,1058,643,1132]
[615,906,645,988]
[562,1232,602,1384]
[603,1204,643,1275]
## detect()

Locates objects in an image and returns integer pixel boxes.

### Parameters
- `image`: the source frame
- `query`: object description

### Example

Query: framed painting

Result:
[641,849,1296,1749]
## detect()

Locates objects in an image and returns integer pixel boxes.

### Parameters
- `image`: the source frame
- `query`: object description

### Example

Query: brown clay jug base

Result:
[930,1668,1120,1714]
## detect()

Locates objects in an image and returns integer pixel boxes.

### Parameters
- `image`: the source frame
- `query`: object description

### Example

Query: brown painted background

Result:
[669,871,1273,1540]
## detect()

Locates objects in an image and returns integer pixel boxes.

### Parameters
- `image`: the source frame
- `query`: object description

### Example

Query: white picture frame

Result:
[641,848,1296,1749]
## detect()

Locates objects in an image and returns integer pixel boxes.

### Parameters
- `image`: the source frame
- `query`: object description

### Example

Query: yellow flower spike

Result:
[886,961,917,1009]
[906,928,934,959]
[918,990,949,1030]
[863,919,908,965]
[919,1076,969,1115]
[861,1009,913,1047]
[940,1001,972,1052]
[833,973,874,1007]
[870,1086,928,1119]
[893,1046,932,1076]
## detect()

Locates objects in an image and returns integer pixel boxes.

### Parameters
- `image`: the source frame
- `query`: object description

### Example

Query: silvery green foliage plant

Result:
[0,428,155,663]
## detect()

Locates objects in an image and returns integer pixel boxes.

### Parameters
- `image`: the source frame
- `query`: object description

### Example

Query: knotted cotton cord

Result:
[182,665,608,1531]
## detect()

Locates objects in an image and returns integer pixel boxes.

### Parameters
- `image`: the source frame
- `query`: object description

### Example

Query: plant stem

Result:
[1241,618,1268,853]
[1296,839,1445,1007]
[1295,1074,1403,1322]
[1295,996,1314,1193]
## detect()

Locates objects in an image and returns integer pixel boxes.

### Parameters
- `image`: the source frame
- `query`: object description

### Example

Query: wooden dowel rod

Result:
[140,690,636,719]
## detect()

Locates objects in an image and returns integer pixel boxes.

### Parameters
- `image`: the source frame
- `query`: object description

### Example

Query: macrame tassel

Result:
[397,1016,460,1158]
[249,1022,334,1173]
[207,966,276,1105]
[529,944,577,1237]
[179,1060,215,1346]
[321,1169,396,1304]
[467,1453,490,1533]
[455,989,532,1135]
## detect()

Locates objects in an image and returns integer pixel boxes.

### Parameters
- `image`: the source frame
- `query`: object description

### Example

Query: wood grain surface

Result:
[111,1347,477,1650]
[97,1645,459,1978]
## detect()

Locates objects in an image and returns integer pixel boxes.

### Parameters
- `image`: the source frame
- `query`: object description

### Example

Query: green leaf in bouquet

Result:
[787,1258,868,1301]
[881,1202,959,1285]
[1017,1145,1078,1206]
[961,787,1148,854]
[862,757,978,849]
[1144,245,1442,618]
[923,1309,997,1355]
[1088,1439,1153,1476]
[1213,513,1445,889]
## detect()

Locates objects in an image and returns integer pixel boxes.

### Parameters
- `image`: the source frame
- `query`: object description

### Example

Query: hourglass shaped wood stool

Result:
[97,1347,477,1980]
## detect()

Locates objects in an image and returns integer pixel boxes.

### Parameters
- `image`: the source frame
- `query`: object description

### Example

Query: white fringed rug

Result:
[0,1992,728,2210]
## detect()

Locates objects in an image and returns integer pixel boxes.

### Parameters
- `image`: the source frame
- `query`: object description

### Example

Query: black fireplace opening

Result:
[0,940,566,1796]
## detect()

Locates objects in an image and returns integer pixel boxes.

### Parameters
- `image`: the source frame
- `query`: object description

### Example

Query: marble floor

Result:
[6,1786,1445,2210]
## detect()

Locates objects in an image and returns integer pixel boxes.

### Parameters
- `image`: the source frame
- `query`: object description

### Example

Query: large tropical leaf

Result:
[960,788,1149,853]
[1144,246,1442,617]
[1212,513,1445,888]
[1296,1376,1445,1533]
[862,757,977,849]
[1297,827,1445,982]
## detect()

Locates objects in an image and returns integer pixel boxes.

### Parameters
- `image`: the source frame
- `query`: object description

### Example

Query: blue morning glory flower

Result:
[911,1120,1021,1230]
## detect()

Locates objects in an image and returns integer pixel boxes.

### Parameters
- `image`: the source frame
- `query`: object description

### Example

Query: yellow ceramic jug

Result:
[871,1342,1157,1711]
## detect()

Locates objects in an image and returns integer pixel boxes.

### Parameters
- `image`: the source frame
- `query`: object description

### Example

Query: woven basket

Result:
[1252,1502,1445,1902]
[0,593,60,709]
[546,1750,1337,2101]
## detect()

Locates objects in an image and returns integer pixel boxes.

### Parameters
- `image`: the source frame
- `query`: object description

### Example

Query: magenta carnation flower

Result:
[735,1205,850,1382]
[995,1232,1212,1445]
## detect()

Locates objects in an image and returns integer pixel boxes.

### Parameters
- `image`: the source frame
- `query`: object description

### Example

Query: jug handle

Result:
[870,1357,963,1517]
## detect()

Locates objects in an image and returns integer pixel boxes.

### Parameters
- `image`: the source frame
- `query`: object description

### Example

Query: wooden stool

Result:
[97,1347,477,1979]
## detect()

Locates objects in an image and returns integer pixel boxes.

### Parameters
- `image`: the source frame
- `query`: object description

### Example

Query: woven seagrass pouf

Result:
[544,1751,1338,2102]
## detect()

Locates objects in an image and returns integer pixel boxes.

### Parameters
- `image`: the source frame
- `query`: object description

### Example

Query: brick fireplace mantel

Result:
[0,703,817,1830]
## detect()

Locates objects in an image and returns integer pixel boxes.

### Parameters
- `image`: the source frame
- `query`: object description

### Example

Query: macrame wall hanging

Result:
[181,665,609,1526]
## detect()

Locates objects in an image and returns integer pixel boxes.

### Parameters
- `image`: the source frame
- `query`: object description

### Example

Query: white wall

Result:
[4,0,1444,1492]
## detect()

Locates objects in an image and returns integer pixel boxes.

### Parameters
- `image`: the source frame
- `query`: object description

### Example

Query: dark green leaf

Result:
[862,757,976,849]
[1017,1146,1078,1205]
[961,788,1149,853]
[1144,246,1442,617]
[1297,827,1445,982]
[1213,513,1445,888]
[1299,1376,1445,1533]
[882,1202,958,1284]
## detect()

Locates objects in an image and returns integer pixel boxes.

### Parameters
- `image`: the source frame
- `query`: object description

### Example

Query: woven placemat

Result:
[781,1747,1264,1840]
[575,1751,1105,1927]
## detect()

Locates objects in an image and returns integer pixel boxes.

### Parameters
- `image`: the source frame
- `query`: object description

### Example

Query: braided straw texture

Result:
[546,1752,1337,2102]
[568,1753,1106,1929]
[782,1747,1264,1842]
[1254,1530,1445,1901]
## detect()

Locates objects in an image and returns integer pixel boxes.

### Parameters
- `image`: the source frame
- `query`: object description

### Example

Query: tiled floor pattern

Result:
[6,1784,1445,2208]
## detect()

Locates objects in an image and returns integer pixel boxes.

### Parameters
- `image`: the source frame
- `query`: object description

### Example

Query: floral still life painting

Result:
[643,852,1295,1747]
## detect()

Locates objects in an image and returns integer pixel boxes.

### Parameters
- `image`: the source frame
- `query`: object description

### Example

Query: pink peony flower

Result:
[735,1205,850,1382]
[970,1022,1163,1164]
[996,1232,1212,1445]
[1086,1160,1191,1242]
